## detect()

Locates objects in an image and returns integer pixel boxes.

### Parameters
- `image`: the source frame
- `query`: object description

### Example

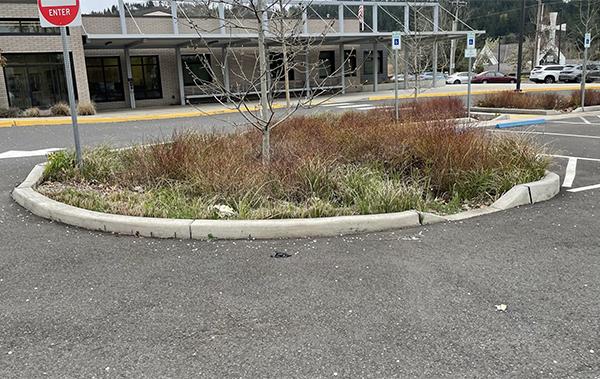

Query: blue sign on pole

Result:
[392,31,401,50]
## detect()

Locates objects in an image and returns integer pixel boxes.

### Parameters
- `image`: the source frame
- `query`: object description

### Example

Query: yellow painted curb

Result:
[0,104,284,128]
[1,85,599,128]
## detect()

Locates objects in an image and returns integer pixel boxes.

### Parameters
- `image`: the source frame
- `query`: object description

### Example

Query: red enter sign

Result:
[38,0,80,27]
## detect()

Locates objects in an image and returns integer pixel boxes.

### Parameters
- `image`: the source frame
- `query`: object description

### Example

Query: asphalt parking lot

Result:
[490,113,600,191]
[1,110,600,377]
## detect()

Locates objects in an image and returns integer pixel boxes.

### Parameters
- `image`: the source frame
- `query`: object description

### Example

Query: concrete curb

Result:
[572,105,600,113]
[471,107,561,115]
[12,164,560,240]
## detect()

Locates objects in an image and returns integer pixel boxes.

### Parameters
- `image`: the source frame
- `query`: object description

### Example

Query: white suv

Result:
[529,65,565,84]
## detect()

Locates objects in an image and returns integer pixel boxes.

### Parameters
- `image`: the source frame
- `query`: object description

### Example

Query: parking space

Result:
[491,112,600,193]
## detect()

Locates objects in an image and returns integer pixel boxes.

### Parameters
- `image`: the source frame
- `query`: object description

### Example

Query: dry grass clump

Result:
[478,90,600,110]
[41,99,549,220]
[22,107,41,117]
[50,102,70,116]
[0,107,20,118]
[477,91,570,110]
[569,90,600,107]
[77,102,97,116]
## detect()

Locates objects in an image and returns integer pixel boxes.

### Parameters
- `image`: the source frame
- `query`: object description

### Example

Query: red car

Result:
[471,71,517,84]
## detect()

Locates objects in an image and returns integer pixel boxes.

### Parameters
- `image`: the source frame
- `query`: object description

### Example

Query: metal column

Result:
[339,44,345,94]
[118,0,127,34]
[403,5,410,89]
[432,4,439,87]
[60,27,82,165]
[338,4,344,33]
[176,47,186,106]
[372,4,378,32]
[171,0,178,34]
[218,2,225,32]
[172,1,185,105]
[119,0,135,109]
[372,42,378,92]
[305,49,311,97]
[222,47,230,93]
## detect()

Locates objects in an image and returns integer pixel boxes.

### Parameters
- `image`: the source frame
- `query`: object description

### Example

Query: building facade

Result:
[0,0,479,111]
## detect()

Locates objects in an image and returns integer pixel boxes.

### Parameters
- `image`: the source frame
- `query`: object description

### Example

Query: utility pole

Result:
[516,0,527,91]
[449,0,466,75]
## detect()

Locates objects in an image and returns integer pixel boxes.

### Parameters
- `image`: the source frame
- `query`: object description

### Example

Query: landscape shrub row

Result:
[0,101,96,118]
[477,90,600,110]
[40,97,549,220]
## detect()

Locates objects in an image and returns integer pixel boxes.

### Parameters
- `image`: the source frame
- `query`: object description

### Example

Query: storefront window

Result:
[86,57,125,102]
[269,52,295,82]
[318,51,335,79]
[3,53,73,109]
[363,50,384,75]
[0,19,59,35]
[344,50,357,76]
[182,54,212,86]
[131,56,162,100]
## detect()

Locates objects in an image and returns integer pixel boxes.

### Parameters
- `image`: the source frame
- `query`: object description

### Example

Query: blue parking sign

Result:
[392,31,401,50]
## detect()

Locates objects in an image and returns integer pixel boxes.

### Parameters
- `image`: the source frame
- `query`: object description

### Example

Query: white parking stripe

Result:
[562,158,577,188]
[494,130,600,140]
[580,116,592,124]
[550,154,600,162]
[552,120,600,125]
[338,104,371,109]
[357,106,378,110]
[568,183,600,193]
[321,103,352,107]
[0,148,63,159]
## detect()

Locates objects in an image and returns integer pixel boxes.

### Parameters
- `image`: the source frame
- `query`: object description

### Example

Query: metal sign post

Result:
[582,32,591,111]
[392,32,401,121]
[465,33,476,119]
[38,0,83,165]
[60,27,82,165]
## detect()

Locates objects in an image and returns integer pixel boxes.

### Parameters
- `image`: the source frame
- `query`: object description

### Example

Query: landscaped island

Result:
[477,90,600,111]
[39,98,549,220]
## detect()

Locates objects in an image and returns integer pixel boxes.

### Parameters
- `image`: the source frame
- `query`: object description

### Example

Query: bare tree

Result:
[401,5,435,102]
[176,0,353,163]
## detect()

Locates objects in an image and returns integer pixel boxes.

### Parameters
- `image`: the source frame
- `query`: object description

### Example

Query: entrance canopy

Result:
[84,31,485,50]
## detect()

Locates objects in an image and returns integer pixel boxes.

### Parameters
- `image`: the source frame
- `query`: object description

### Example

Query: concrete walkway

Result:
[1,82,599,128]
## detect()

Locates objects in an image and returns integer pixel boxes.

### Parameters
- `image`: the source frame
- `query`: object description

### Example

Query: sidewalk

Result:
[1,82,599,128]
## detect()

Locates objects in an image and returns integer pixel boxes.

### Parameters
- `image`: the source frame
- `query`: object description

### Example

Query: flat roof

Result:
[84,31,486,50]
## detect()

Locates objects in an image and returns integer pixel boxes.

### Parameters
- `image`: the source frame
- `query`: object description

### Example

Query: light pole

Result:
[581,33,591,111]
[515,0,527,92]
[449,0,466,75]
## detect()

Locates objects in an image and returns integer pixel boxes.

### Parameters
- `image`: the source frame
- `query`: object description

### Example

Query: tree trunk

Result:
[257,0,271,164]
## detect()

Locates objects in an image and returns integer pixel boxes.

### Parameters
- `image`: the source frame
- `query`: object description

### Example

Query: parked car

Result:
[446,72,470,84]
[588,70,600,82]
[529,65,564,83]
[418,72,446,81]
[559,64,600,83]
[388,74,416,82]
[470,71,517,84]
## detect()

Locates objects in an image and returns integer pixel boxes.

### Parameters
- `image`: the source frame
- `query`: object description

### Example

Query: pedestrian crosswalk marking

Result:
[0,148,63,160]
